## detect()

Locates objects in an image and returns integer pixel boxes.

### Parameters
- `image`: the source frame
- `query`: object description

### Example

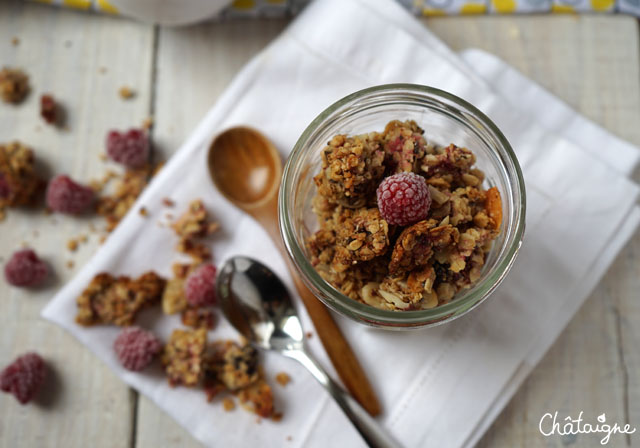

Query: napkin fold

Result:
[43,0,640,447]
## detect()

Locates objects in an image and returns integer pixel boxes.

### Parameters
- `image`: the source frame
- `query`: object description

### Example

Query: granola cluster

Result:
[307,120,502,311]
[0,142,42,211]
[203,341,274,418]
[75,271,165,326]
[0,67,29,104]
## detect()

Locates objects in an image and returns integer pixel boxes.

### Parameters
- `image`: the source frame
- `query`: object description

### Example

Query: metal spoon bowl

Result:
[217,256,399,448]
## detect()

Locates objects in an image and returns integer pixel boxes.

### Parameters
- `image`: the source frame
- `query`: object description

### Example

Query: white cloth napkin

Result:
[42,0,640,447]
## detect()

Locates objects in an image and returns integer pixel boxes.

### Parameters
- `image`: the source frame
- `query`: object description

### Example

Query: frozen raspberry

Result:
[376,172,431,226]
[0,353,47,404]
[4,249,49,287]
[46,175,94,214]
[113,327,162,371]
[184,263,217,307]
[106,129,149,168]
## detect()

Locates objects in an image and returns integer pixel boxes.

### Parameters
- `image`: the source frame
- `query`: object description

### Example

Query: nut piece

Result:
[162,328,207,387]
[75,271,166,326]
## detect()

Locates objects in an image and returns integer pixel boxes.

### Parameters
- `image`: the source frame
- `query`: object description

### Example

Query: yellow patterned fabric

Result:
[24,0,640,17]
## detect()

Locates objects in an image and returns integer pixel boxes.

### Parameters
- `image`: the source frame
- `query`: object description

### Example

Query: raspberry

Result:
[113,326,162,371]
[184,263,217,307]
[4,249,49,287]
[46,175,94,214]
[0,353,47,404]
[106,129,149,168]
[376,172,431,226]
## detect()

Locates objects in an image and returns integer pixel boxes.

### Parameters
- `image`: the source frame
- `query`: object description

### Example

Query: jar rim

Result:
[279,83,526,326]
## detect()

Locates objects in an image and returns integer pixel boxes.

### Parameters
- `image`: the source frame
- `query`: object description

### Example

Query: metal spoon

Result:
[217,256,399,448]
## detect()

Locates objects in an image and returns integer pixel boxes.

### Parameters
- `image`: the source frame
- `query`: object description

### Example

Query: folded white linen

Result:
[42,0,639,446]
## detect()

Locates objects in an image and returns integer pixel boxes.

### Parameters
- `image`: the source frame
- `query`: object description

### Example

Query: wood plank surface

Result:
[0,3,638,447]
[0,2,154,447]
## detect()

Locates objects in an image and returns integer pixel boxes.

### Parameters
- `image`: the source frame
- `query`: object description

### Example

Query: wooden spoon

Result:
[208,126,381,417]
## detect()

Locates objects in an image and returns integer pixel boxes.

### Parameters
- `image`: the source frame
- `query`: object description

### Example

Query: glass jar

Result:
[279,84,526,329]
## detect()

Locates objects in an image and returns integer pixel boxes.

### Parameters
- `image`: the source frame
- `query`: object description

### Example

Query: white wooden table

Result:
[0,2,638,446]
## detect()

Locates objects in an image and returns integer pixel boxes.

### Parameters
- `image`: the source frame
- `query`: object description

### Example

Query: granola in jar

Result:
[307,120,502,311]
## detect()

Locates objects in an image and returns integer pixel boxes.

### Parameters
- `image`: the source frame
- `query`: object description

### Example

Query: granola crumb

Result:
[79,234,88,243]
[67,238,78,252]
[0,209,5,222]
[255,417,262,424]
[11,37,20,46]
[171,200,220,263]
[275,372,291,387]
[118,86,135,100]
[98,66,107,74]
[0,67,29,104]
[286,436,293,442]
[162,197,174,207]
[222,397,235,412]
[98,153,108,162]
[139,207,148,217]
[272,412,283,422]
[66,260,75,269]
[142,117,154,130]
[305,331,313,339]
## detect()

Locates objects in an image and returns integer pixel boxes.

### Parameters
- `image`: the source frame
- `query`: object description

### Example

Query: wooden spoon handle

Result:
[254,199,381,417]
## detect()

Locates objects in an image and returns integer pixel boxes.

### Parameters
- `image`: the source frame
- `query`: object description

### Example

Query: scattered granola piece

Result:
[66,260,75,269]
[161,277,188,315]
[96,163,157,232]
[181,307,216,330]
[4,249,48,287]
[114,326,162,371]
[205,341,259,391]
[0,67,29,104]
[272,412,283,422]
[106,129,149,168]
[162,328,207,387]
[139,207,148,217]
[305,332,312,339]
[40,94,58,125]
[237,380,274,419]
[184,263,217,307]
[11,37,20,46]
[118,86,135,100]
[98,153,108,162]
[142,117,154,130]
[286,436,293,442]
[162,197,174,207]
[0,353,46,404]
[75,271,166,326]
[46,175,95,214]
[0,141,42,209]
[171,200,220,262]
[222,397,235,412]
[275,372,291,387]
[67,238,78,252]
[98,66,107,74]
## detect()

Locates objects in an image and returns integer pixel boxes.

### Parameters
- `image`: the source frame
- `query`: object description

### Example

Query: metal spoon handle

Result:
[284,349,400,448]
